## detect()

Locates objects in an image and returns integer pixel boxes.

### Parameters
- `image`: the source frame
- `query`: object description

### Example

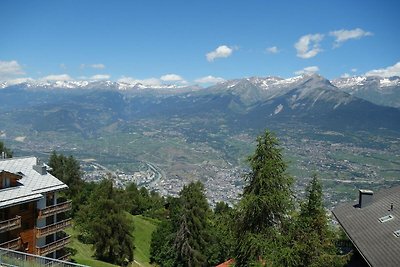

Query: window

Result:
[2,177,10,188]
[394,230,400,238]
[379,214,394,223]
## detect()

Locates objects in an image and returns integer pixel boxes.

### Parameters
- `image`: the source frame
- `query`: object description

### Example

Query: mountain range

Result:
[1,74,399,136]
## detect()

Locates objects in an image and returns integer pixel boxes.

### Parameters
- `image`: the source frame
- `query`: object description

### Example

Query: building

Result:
[0,156,71,261]
[332,186,400,267]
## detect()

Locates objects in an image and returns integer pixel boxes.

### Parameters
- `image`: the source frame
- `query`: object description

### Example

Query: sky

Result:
[1,0,400,86]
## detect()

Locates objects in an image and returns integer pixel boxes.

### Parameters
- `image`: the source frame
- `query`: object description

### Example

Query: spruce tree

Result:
[296,174,343,267]
[77,179,134,265]
[235,130,294,266]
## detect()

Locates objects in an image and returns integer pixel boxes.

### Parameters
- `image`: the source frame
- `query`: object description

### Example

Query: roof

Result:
[0,157,68,208]
[216,259,235,267]
[332,186,400,267]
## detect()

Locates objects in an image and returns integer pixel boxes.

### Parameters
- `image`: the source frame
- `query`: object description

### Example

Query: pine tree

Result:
[295,174,343,267]
[174,181,210,266]
[150,181,212,267]
[77,179,134,265]
[235,130,294,266]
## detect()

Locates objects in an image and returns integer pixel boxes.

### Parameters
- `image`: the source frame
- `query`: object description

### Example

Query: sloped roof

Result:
[332,186,400,267]
[0,157,68,208]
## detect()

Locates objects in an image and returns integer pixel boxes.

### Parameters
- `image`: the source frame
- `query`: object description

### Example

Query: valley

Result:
[1,74,400,209]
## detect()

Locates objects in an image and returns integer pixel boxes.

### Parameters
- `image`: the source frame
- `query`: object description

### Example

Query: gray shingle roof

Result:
[0,157,68,208]
[332,186,400,267]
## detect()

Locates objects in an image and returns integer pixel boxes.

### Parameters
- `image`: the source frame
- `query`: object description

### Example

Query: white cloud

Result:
[341,73,351,78]
[294,34,324,59]
[351,68,358,73]
[160,74,184,82]
[330,28,372,47]
[90,63,106,69]
[41,74,72,81]
[294,66,320,75]
[80,63,106,69]
[266,46,279,54]
[206,45,234,62]
[7,77,35,85]
[90,74,110,80]
[0,60,25,78]
[59,63,67,70]
[118,76,162,86]
[194,75,225,84]
[365,62,400,77]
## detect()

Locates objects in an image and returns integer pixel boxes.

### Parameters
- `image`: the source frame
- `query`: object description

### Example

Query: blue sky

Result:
[1,0,399,86]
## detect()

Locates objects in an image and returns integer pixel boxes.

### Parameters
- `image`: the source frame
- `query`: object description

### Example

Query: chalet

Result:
[0,156,71,261]
[332,186,400,267]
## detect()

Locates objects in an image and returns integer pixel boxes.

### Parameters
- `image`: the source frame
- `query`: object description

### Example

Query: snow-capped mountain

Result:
[332,76,400,108]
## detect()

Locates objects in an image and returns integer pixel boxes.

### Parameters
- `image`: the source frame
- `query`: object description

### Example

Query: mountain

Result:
[332,76,400,108]
[1,74,399,135]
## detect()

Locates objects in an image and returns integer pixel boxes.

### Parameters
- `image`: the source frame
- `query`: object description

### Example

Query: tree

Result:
[150,182,212,267]
[0,141,12,158]
[77,179,134,265]
[234,130,294,266]
[295,174,344,267]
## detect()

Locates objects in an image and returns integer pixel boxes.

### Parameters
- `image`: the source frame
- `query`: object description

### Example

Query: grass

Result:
[131,215,159,267]
[66,215,158,267]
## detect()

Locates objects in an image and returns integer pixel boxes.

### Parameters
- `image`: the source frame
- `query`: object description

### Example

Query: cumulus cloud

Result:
[160,74,184,82]
[118,76,162,86]
[365,62,400,77]
[0,60,25,78]
[194,75,225,84]
[206,45,234,62]
[294,66,320,75]
[90,74,110,80]
[90,63,106,69]
[7,77,35,85]
[80,63,106,69]
[41,74,72,81]
[294,34,324,59]
[341,73,351,78]
[266,46,279,54]
[330,28,372,47]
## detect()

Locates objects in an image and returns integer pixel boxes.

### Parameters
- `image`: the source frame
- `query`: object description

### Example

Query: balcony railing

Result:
[0,216,21,233]
[36,218,72,238]
[36,235,71,256]
[0,237,21,250]
[0,247,87,267]
[38,201,72,218]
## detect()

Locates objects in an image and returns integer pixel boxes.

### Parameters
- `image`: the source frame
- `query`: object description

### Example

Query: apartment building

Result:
[0,156,71,261]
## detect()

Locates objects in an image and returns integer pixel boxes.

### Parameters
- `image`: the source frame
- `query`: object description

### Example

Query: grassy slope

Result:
[131,215,159,267]
[66,214,158,267]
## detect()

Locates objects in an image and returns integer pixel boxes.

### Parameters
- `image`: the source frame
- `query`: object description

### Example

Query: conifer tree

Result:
[235,130,294,266]
[296,174,343,267]
[77,179,134,265]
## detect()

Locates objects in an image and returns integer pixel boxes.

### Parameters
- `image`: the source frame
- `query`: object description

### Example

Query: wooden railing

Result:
[0,216,21,233]
[0,237,21,250]
[36,236,71,256]
[38,201,72,218]
[36,218,72,238]
[57,252,71,262]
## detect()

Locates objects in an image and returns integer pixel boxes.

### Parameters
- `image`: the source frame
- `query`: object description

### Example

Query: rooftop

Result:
[0,157,68,208]
[332,186,400,267]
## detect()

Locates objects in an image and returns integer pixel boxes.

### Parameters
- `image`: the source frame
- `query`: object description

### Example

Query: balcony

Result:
[36,218,72,238]
[0,216,21,233]
[38,200,72,218]
[0,237,21,250]
[36,235,71,256]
